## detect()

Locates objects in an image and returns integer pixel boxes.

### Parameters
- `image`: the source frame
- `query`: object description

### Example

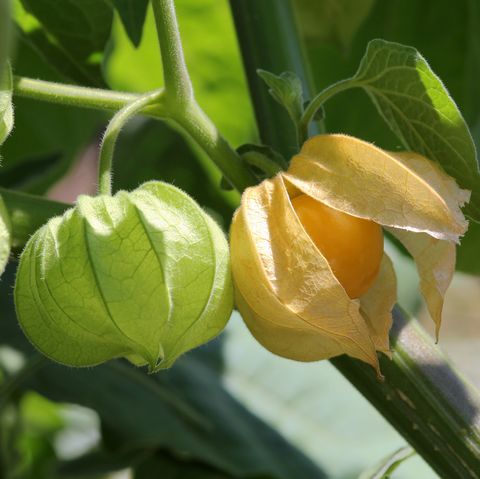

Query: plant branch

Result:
[98,90,165,195]
[151,0,193,105]
[13,76,139,112]
[168,103,256,192]
[13,76,256,193]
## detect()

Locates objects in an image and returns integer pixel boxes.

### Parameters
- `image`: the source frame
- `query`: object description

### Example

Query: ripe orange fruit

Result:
[291,194,383,298]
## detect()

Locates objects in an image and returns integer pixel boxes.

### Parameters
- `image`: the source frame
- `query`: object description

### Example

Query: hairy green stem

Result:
[13,75,255,194]
[151,0,193,106]
[13,76,138,111]
[98,90,165,195]
[169,103,256,191]
[149,0,255,189]
[299,78,358,143]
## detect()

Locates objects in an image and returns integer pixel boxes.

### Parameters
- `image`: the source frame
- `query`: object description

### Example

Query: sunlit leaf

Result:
[352,39,480,221]
[223,317,435,478]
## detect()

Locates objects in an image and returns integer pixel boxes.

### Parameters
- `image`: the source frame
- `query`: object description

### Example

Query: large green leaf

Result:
[351,39,480,221]
[17,0,113,86]
[57,449,148,477]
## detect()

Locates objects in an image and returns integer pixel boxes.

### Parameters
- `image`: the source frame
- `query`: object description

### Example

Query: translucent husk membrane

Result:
[15,181,233,372]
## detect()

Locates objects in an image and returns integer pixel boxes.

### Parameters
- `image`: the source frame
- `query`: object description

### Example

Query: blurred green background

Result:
[1,0,479,478]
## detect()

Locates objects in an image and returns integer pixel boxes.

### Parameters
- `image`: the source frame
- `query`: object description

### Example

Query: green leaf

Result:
[14,26,98,87]
[351,39,480,221]
[110,0,149,48]
[358,446,415,479]
[257,69,304,126]
[18,0,114,86]
[0,62,13,148]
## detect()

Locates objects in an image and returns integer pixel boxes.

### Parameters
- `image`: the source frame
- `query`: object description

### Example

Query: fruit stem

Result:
[299,78,358,144]
[98,90,164,196]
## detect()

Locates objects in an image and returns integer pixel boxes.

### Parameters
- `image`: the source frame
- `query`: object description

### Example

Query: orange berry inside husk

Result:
[290,194,384,299]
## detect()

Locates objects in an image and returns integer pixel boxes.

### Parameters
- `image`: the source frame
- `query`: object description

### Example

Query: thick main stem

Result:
[169,103,256,192]
[229,1,480,477]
